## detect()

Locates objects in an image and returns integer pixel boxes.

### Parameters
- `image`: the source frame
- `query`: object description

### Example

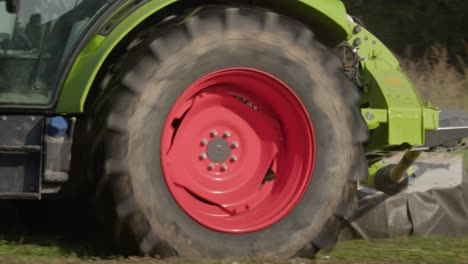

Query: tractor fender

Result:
[55,0,354,113]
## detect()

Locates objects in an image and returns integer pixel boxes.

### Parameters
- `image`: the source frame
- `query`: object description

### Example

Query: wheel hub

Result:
[206,137,231,164]
[160,68,316,234]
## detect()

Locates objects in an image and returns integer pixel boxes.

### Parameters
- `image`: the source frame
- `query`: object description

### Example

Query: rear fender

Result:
[55,0,354,113]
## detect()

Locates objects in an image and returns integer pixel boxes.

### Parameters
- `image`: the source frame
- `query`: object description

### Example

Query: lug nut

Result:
[210,130,218,137]
[199,153,207,160]
[208,163,215,171]
[365,111,375,120]
[230,155,238,163]
[220,164,228,172]
[200,139,208,146]
[231,141,239,149]
[354,37,362,46]
[223,131,231,138]
[354,25,362,34]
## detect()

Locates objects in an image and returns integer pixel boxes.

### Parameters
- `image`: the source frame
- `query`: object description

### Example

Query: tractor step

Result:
[0,115,74,199]
[425,109,468,148]
[0,115,43,199]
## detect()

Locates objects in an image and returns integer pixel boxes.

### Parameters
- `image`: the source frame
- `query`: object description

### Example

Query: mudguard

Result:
[55,0,438,147]
[55,0,354,113]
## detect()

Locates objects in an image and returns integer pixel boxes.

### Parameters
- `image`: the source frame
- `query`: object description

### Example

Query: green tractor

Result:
[0,0,466,258]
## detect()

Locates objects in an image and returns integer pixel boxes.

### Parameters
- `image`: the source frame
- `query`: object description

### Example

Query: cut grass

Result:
[1,236,468,264]
[318,236,468,264]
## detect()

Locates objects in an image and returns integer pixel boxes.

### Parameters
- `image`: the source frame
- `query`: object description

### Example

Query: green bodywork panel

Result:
[56,0,178,112]
[56,0,353,113]
[55,0,439,148]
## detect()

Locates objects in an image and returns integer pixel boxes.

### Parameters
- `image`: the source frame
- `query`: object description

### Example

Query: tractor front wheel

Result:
[91,5,367,258]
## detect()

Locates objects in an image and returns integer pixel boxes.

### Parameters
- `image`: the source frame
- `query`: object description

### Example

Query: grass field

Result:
[1,236,468,264]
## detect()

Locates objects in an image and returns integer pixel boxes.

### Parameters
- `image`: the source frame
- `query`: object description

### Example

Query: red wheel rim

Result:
[161,68,316,234]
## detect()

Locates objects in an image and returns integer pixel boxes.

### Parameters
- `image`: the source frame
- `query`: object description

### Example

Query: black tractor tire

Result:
[89,5,368,258]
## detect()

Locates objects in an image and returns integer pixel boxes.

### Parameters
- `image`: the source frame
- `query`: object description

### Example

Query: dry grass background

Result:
[400,45,467,111]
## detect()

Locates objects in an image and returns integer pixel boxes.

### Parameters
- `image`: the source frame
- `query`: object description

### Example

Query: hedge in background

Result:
[342,0,467,62]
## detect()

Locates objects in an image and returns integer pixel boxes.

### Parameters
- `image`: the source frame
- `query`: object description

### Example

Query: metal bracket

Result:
[348,24,439,149]
[425,109,468,148]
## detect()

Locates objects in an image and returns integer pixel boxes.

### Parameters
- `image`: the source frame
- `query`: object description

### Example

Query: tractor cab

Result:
[0,0,110,106]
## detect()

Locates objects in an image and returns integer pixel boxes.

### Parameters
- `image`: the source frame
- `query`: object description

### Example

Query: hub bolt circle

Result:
[200,139,208,147]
